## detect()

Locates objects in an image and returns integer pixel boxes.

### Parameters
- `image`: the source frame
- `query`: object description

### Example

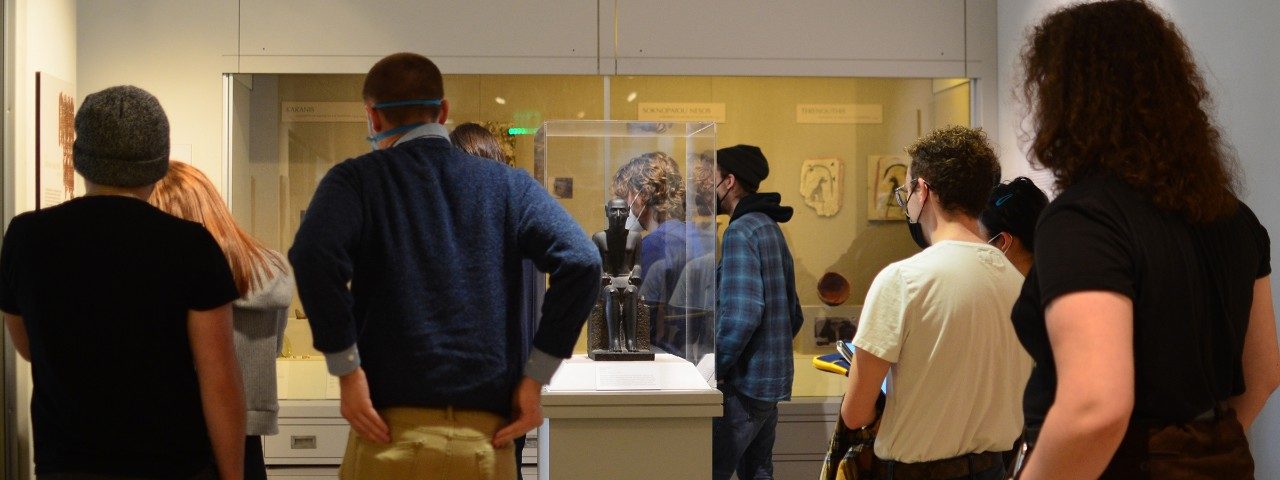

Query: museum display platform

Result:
[538,353,721,480]
[262,356,842,479]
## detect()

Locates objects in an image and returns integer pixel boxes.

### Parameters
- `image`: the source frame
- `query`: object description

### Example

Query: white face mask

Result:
[988,232,1012,254]
[625,197,645,232]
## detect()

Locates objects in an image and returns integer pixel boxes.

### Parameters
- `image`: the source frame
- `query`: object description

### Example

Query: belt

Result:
[874,451,1005,480]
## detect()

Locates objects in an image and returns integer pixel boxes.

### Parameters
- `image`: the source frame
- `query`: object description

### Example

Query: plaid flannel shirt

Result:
[716,211,805,402]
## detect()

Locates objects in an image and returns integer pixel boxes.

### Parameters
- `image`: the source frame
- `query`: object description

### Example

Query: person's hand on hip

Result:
[493,376,543,448]
[339,367,391,443]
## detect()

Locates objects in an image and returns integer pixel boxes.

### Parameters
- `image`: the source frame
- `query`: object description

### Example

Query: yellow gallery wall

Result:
[608,76,970,321]
[245,74,970,394]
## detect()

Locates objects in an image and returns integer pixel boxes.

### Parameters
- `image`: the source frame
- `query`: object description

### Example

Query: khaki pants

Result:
[338,406,516,480]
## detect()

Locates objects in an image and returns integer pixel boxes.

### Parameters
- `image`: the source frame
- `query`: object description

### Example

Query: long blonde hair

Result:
[150,161,283,296]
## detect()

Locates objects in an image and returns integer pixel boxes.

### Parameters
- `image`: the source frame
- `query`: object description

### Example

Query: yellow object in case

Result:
[812,352,850,376]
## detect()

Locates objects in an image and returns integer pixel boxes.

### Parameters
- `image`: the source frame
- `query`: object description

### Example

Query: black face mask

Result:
[907,221,929,250]
[715,178,728,215]
[904,188,929,249]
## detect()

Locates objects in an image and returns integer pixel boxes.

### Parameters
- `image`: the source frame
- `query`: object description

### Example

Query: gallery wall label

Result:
[796,104,883,124]
[282,102,366,123]
[637,103,726,123]
[36,72,78,209]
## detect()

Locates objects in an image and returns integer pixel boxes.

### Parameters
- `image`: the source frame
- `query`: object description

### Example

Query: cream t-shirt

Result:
[853,240,1033,463]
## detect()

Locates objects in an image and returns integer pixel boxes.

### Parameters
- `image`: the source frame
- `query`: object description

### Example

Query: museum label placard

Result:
[796,104,883,124]
[282,102,366,123]
[637,103,726,123]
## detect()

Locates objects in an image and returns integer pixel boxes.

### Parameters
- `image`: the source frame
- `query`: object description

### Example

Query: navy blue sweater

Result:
[289,136,600,415]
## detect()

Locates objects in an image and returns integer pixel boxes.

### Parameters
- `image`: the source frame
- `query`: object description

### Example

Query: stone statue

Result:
[588,198,654,361]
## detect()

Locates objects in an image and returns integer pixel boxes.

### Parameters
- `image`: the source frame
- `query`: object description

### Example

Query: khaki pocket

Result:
[341,436,424,480]
[476,442,517,480]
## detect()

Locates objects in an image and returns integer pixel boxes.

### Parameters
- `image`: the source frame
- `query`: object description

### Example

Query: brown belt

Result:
[874,451,1006,480]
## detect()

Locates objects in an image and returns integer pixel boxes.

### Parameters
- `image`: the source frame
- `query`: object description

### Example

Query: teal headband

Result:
[372,99,442,109]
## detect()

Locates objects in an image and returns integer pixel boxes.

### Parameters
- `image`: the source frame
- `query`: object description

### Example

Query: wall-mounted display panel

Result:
[613,0,968,77]
[238,0,599,74]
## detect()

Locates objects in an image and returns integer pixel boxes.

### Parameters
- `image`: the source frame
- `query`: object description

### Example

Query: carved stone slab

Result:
[800,158,843,217]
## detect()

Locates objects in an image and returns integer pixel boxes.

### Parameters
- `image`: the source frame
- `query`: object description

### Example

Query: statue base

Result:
[588,349,656,361]
[586,300,652,353]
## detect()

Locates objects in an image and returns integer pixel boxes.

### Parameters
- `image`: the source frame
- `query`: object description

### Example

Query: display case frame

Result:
[535,120,717,385]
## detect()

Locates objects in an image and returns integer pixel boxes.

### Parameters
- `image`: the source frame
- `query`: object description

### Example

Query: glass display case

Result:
[226,73,972,398]
[535,120,717,383]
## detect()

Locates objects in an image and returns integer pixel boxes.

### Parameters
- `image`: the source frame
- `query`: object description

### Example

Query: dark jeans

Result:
[712,386,779,480]
[246,435,266,480]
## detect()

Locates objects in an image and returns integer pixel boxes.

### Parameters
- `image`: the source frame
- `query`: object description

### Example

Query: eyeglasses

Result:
[893,186,908,210]
[893,179,929,210]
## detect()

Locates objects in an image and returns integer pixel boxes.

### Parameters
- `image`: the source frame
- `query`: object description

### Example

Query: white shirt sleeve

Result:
[852,264,911,363]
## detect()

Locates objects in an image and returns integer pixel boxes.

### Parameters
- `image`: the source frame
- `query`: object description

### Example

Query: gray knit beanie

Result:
[73,85,170,187]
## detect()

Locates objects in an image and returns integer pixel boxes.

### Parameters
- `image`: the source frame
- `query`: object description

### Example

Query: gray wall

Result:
[997,1,1280,477]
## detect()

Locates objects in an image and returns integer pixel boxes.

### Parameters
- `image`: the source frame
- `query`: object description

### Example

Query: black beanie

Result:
[73,85,170,188]
[716,144,769,191]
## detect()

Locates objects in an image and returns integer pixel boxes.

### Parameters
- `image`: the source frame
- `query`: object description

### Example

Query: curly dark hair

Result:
[1020,0,1237,223]
[690,150,716,216]
[904,125,1000,218]
[612,151,686,222]
[979,177,1049,252]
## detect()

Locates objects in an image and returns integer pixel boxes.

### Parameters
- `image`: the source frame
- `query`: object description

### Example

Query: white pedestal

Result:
[538,353,722,480]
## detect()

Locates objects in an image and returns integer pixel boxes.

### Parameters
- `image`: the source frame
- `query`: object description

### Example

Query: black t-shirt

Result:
[1013,175,1271,427]
[0,196,239,477]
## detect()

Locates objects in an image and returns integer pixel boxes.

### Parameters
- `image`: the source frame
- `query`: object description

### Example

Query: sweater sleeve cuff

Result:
[325,344,361,377]
[524,348,564,386]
